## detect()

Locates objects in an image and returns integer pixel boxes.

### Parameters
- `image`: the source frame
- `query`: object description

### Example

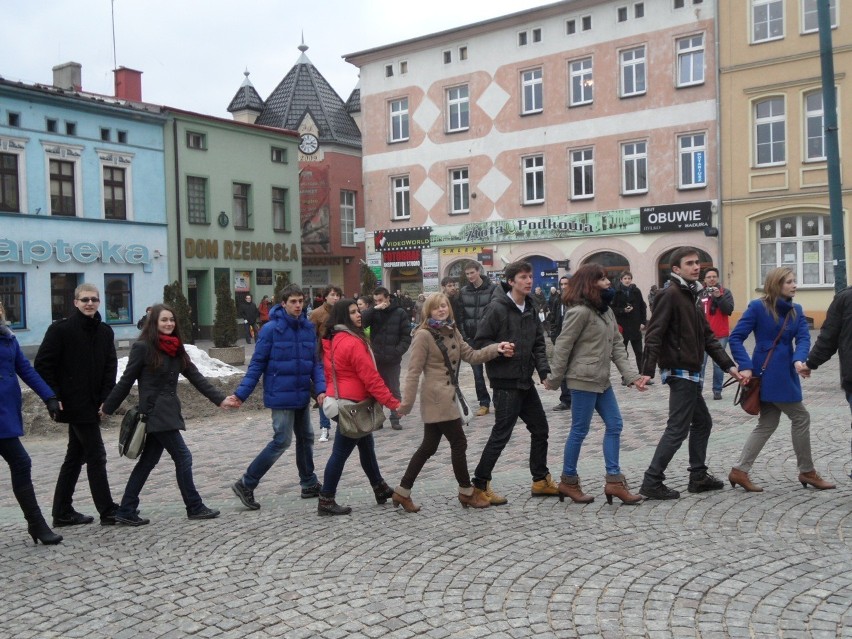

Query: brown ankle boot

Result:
[728,468,763,492]
[458,487,490,509]
[391,488,421,512]
[558,475,594,503]
[604,474,643,505]
[798,470,836,490]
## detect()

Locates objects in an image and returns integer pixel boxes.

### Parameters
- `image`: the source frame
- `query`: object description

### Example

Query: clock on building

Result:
[299,133,319,155]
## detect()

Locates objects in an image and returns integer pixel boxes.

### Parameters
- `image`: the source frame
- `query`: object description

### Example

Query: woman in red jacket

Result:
[319,300,400,515]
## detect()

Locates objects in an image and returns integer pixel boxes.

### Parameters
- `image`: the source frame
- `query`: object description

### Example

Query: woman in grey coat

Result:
[103,304,227,526]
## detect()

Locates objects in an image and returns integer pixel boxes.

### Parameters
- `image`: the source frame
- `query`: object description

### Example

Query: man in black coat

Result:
[460,261,496,416]
[239,294,260,344]
[441,276,466,338]
[472,260,557,504]
[548,275,572,410]
[361,287,412,429]
[803,287,852,456]
[34,283,119,527]
[612,271,648,370]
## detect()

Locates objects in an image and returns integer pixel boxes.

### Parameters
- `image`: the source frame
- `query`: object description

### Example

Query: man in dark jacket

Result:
[803,287,852,419]
[638,248,741,500]
[239,294,260,344]
[34,283,119,527]
[548,275,572,411]
[472,260,558,504]
[361,287,411,429]
[612,272,648,369]
[460,261,496,416]
[227,284,325,509]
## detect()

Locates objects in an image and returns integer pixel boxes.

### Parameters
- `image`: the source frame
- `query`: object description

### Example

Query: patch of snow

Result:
[115,344,243,382]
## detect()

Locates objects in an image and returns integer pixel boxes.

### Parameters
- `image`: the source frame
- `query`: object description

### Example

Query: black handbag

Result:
[118,408,147,458]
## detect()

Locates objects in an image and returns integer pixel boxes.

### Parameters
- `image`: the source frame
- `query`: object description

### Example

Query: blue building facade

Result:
[0,71,169,348]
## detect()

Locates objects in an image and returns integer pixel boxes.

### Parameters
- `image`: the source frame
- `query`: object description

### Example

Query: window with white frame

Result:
[518,31,528,46]
[389,98,409,142]
[187,176,208,224]
[755,97,786,166]
[620,46,646,97]
[0,273,25,329]
[447,85,470,132]
[450,168,470,214]
[186,131,206,150]
[802,0,837,33]
[443,50,452,64]
[676,34,705,87]
[570,148,594,199]
[103,166,126,220]
[618,6,628,22]
[233,182,251,229]
[272,187,289,232]
[752,0,783,43]
[804,91,826,161]
[49,158,77,216]
[340,190,356,246]
[635,2,644,17]
[392,176,410,219]
[523,155,545,204]
[566,19,576,34]
[521,68,543,114]
[758,214,833,285]
[400,61,408,74]
[458,46,468,61]
[582,15,592,30]
[678,133,707,189]
[532,27,542,42]
[569,57,593,106]
[621,141,648,194]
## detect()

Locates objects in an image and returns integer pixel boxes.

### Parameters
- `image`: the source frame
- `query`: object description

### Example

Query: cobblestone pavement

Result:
[1,334,851,638]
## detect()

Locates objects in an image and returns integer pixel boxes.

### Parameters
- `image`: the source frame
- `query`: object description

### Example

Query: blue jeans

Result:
[562,387,623,477]
[319,405,330,429]
[320,425,383,496]
[701,336,729,394]
[0,437,32,491]
[471,363,491,407]
[243,407,318,490]
[117,430,204,517]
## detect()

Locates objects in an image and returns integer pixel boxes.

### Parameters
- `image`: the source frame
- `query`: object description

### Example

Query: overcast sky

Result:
[3,0,553,118]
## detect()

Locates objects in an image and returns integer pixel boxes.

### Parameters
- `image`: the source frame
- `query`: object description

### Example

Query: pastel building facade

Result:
[346,0,721,295]
[0,63,169,349]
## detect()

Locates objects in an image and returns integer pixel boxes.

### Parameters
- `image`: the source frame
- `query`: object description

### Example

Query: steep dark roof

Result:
[344,85,360,114]
[227,71,264,113]
[255,44,361,149]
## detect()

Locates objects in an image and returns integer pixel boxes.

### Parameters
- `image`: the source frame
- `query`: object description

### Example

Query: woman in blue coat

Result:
[727,267,834,492]
[0,302,62,544]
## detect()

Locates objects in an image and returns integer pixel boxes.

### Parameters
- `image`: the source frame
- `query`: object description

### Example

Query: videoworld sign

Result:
[639,201,712,233]
[0,239,151,265]
[374,227,431,252]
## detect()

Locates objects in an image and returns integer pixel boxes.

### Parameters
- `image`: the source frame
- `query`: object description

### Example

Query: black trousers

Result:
[53,422,116,517]
[400,418,470,489]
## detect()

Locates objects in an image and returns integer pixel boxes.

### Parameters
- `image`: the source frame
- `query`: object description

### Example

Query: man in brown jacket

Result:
[637,247,741,500]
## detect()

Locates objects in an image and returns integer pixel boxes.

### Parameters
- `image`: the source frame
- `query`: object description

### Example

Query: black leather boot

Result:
[317,495,352,516]
[14,485,62,545]
[372,481,394,504]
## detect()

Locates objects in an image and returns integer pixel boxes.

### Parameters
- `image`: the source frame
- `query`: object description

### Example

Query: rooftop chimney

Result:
[113,66,143,101]
[52,62,82,91]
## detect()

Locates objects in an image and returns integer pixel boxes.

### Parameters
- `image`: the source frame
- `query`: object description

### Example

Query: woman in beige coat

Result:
[544,264,646,505]
[394,293,514,512]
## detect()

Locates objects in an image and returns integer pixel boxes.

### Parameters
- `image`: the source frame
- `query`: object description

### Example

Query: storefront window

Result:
[758,214,833,286]
[51,273,80,321]
[104,274,133,324]
[0,273,25,329]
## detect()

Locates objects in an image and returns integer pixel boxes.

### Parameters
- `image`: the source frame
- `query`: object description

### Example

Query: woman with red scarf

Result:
[103,304,227,526]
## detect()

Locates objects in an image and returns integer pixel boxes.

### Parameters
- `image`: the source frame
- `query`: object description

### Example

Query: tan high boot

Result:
[482,481,508,505]
[392,487,421,512]
[604,474,643,505]
[458,486,490,509]
[531,473,560,497]
[558,475,594,503]
[728,468,763,492]
[798,470,836,490]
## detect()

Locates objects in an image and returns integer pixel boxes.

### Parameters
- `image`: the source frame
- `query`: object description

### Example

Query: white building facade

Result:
[346,0,720,295]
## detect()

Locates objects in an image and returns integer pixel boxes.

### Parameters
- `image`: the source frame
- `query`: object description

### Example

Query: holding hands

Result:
[221,395,242,409]
[795,361,811,378]
[497,342,515,357]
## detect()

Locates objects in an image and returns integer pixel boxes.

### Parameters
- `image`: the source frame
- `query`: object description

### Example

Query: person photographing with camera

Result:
[698,268,734,400]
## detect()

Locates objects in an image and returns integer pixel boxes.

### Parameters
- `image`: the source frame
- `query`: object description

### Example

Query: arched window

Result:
[758,214,833,286]
[582,251,630,280]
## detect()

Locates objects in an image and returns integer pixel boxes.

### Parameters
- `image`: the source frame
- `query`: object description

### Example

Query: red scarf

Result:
[158,334,181,357]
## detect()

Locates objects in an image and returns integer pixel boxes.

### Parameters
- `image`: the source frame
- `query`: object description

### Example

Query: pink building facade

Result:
[347,0,721,295]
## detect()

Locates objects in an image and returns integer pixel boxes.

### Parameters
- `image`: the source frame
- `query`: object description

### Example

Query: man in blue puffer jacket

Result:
[226,284,326,510]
